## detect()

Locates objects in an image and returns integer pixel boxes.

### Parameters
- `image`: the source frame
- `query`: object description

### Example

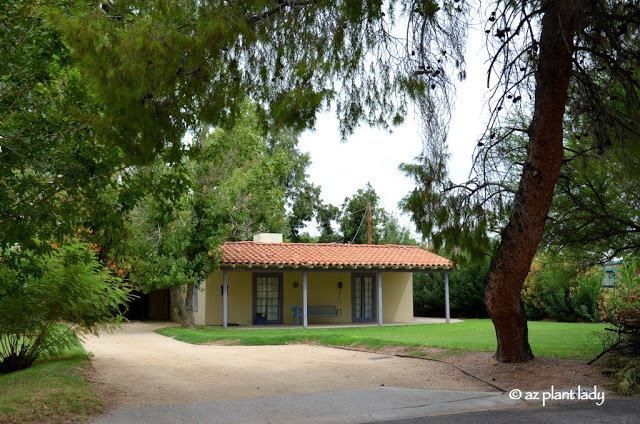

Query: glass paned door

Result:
[255,275,282,324]
[353,274,375,321]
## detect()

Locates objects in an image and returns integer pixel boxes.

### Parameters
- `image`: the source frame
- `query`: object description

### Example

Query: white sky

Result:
[299,28,490,239]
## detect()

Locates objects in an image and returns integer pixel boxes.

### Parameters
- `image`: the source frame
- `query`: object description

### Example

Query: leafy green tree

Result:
[127,162,214,329]
[0,241,131,373]
[339,183,385,244]
[127,105,315,327]
[379,213,419,246]
[316,183,417,245]
[316,203,342,243]
[1,1,119,250]
[0,0,168,269]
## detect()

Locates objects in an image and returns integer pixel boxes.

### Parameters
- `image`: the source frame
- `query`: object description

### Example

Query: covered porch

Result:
[216,268,452,328]
[204,236,453,329]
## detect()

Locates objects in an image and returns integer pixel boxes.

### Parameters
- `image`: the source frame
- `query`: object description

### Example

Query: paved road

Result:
[95,392,639,424]
[373,398,640,424]
[95,387,523,423]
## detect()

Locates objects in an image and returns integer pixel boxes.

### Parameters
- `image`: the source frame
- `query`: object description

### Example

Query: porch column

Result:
[223,269,228,328]
[303,270,308,329]
[444,272,450,324]
[377,271,383,326]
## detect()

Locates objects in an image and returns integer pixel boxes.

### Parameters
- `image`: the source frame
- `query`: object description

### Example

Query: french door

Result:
[253,273,283,324]
[352,273,376,322]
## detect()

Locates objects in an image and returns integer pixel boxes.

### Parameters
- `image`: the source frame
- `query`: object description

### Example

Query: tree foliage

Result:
[402,1,640,262]
[544,132,640,262]
[0,0,162,263]
[315,183,417,245]
[1,1,118,249]
[339,183,385,244]
[0,242,131,373]
[126,105,316,326]
[50,0,467,151]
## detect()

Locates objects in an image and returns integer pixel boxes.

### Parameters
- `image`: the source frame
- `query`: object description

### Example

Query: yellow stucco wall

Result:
[202,271,254,326]
[200,270,414,325]
[300,271,352,324]
[381,272,414,322]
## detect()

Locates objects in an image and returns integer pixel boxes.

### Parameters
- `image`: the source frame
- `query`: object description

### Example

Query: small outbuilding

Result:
[193,234,452,327]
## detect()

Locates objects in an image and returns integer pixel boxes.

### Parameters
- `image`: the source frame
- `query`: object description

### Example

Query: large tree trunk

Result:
[485,1,581,363]
[169,283,196,328]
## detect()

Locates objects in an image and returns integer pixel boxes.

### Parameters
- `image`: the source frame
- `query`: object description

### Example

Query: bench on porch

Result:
[291,305,342,324]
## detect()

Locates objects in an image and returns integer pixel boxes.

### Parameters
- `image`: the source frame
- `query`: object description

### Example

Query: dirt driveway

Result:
[82,322,492,408]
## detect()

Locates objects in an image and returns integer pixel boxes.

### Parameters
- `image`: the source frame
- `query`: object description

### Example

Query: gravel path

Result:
[82,322,491,408]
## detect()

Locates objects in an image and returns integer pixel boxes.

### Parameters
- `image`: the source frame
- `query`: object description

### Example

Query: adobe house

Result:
[193,234,452,328]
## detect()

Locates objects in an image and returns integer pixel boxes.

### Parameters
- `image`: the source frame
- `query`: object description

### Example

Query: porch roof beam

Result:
[220,266,451,273]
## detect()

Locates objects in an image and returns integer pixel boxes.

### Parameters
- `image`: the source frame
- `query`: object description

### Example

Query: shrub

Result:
[521,254,603,323]
[594,260,640,394]
[0,241,132,374]
[534,259,578,321]
[602,356,640,395]
[600,262,640,329]
[413,263,489,318]
[522,261,544,320]
[571,271,603,323]
[413,273,444,317]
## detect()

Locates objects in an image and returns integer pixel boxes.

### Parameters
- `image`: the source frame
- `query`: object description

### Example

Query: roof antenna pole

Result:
[367,201,372,245]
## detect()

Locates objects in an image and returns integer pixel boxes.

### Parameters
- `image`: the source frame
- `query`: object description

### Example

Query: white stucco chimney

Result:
[252,233,283,243]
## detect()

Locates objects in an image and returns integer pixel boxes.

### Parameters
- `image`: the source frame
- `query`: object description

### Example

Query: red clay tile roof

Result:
[220,242,451,270]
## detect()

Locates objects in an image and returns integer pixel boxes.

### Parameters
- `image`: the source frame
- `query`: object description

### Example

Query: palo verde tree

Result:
[51,1,640,362]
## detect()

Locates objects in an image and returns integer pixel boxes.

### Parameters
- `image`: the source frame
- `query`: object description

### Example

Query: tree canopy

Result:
[126,104,318,326]
[1,1,125,250]
[314,183,417,245]
[50,0,467,150]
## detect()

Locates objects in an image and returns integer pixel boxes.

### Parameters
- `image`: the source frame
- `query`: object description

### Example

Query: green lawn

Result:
[0,344,103,424]
[156,319,608,360]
